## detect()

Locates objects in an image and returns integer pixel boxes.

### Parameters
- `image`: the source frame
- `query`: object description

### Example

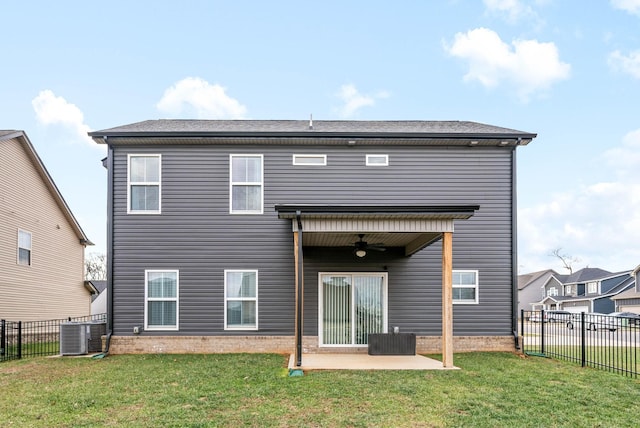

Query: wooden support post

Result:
[293,230,302,366]
[442,231,454,368]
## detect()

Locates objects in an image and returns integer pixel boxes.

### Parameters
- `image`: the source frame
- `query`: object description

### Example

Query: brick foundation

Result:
[106,335,515,354]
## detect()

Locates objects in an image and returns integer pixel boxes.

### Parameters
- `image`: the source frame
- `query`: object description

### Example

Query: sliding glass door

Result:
[320,273,387,346]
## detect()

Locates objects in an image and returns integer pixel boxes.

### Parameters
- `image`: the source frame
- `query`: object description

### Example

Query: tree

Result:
[85,252,107,280]
[550,248,580,274]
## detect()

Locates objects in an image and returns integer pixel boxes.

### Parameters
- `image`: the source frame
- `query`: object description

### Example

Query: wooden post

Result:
[293,230,302,366]
[442,231,453,368]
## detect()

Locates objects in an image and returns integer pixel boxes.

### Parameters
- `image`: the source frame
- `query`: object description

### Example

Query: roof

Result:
[0,130,93,246]
[89,119,536,146]
[518,269,558,290]
[563,268,613,284]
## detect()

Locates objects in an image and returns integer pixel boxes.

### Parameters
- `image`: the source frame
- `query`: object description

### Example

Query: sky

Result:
[2,0,640,275]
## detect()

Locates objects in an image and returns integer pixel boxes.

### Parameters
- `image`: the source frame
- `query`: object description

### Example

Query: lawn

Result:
[1,352,639,427]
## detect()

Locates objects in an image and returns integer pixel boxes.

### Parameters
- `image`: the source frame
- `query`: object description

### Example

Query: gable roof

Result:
[563,267,612,284]
[0,130,92,246]
[89,119,537,147]
[518,269,558,290]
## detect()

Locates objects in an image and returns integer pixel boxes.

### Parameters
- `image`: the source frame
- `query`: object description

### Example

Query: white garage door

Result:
[620,305,640,314]
[564,306,589,314]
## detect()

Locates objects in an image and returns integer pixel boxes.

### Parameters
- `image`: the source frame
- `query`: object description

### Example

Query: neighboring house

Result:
[517,269,558,315]
[89,119,536,366]
[612,265,640,313]
[532,267,634,314]
[86,280,107,315]
[0,130,93,320]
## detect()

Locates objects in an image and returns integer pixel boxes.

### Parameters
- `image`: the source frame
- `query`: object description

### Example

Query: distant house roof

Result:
[0,130,92,246]
[89,120,537,147]
[562,268,613,284]
[518,269,558,290]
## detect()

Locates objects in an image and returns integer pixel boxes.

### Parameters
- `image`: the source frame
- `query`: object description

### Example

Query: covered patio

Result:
[287,353,458,371]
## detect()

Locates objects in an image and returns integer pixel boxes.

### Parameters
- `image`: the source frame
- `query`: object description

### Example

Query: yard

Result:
[2,352,639,427]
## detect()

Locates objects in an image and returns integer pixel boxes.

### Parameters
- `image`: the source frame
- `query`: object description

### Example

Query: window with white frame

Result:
[366,154,389,166]
[225,270,258,330]
[230,155,263,214]
[452,270,478,304]
[548,287,558,297]
[128,154,161,213]
[292,154,326,166]
[145,270,179,330]
[17,229,32,266]
[565,285,572,296]
[587,282,598,294]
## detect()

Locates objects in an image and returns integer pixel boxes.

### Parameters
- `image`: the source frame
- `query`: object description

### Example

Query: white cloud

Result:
[483,0,537,23]
[444,28,571,101]
[334,84,390,118]
[608,50,640,79]
[519,130,640,273]
[156,77,247,119]
[32,90,93,146]
[611,0,640,15]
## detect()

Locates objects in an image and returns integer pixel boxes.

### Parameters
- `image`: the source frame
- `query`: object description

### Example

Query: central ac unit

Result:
[60,323,88,355]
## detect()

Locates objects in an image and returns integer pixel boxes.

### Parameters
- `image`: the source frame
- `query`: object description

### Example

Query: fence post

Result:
[17,321,22,360]
[581,312,586,367]
[540,310,545,355]
[1,320,5,357]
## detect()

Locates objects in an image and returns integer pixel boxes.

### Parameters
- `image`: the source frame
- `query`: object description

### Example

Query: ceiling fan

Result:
[354,234,386,258]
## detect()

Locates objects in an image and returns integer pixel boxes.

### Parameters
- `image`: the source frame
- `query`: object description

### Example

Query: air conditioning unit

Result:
[60,322,88,355]
[87,322,106,353]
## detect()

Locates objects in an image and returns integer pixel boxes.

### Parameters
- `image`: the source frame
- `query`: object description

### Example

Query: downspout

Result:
[296,211,304,366]
[511,146,520,350]
[103,141,115,354]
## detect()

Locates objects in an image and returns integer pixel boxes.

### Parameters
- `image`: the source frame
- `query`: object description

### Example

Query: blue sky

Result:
[3,1,640,274]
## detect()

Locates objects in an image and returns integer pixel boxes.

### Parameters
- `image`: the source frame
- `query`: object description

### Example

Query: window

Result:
[366,154,389,166]
[293,154,326,166]
[565,285,572,296]
[452,270,479,304]
[128,154,161,213]
[548,287,558,297]
[587,282,598,294]
[225,270,258,330]
[230,155,263,214]
[145,270,179,330]
[17,229,32,266]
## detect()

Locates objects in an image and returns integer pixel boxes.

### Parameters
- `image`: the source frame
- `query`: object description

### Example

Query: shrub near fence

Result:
[522,310,639,378]
[0,314,106,362]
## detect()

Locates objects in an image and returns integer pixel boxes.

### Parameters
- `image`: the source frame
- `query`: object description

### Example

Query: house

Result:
[611,265,640,313]
[0,130,93,320]
[517,269,558,315]
[86,279,107,315]
[530,267,634,314]
[89,119,536,367]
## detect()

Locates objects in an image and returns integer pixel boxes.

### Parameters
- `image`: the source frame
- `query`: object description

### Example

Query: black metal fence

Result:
[522,310,638,377]
[0,314,106,363]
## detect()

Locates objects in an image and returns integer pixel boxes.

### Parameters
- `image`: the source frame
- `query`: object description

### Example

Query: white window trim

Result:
[587,281,598,294]
[565,285,572,296]
[366,154,389,166]
[292,154,327,166]
[127,154,162,214]
[548,287,558,297]
[17,229,32,266]
[452,269,479,304]
[318,272,388,347]
[224,269,259,331]
[229,154,264,215]
[144,269,179,331]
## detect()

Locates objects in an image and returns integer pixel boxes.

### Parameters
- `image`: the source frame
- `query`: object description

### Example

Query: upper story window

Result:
[230,154,263,214]
[145,270,179,330]
[565,285,572,296]
[548,287,558,297]
[293,154,327,166]
[366,154,389,166]
[128,154,161,214]
[587,282,598,294]
[17,229,32,266]
[225,270,258,330]
[452,270,479,304]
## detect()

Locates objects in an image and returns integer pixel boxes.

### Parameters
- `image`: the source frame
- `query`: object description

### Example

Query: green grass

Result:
[2,352,639,427]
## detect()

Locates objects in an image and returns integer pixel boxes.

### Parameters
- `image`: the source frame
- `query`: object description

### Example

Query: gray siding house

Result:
[90,119,536,367]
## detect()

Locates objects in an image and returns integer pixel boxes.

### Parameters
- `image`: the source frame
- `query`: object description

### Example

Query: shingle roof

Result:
[563,268,613,284]
[89,119,536,140]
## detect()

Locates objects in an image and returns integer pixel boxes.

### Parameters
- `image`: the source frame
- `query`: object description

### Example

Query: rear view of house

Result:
[90,119,536,366]
[0,130,93,320]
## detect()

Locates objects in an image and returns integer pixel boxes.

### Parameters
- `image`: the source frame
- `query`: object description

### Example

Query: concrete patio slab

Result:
[288,353,459,371]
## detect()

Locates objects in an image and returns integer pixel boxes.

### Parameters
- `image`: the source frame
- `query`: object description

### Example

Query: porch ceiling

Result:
[302,231,442,256]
